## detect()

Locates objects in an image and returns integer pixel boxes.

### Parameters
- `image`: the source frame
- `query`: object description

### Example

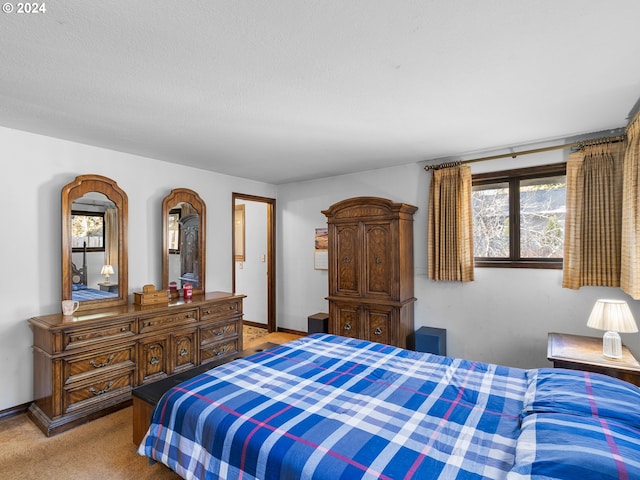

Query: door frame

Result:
[232,193,276,333]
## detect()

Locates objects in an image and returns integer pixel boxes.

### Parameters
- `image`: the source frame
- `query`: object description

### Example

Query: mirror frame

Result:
[162,188,206,296]
[62,174,129,311]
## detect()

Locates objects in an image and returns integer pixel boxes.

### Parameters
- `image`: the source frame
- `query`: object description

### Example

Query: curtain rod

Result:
[423,134,626,172]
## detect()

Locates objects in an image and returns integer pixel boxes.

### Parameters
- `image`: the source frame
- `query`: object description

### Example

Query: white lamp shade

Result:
[100,265,115,276]
[587,299,638,333]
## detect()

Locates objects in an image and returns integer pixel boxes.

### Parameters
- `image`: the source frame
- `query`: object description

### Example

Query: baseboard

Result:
[0,401,30,421]
[277,327,307,336]
[244,320,268,329]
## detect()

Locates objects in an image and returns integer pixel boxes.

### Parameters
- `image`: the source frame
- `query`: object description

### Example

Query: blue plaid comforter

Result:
[138,334,640,479]
[138,334,528,479]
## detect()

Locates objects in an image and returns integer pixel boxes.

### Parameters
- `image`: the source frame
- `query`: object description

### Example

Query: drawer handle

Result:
[215,345,230,356]
[150,355,160,366]
[89,354,115,369]
[374,327,383,336]
[203,310,211,315]
[180,347,188,357]
[344,322,352,331]
[89,381,114,396]
[215,329,224,336]
[120,326,128,332]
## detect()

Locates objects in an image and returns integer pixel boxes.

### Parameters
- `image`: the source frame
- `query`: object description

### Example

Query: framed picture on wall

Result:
[314,227,328,270]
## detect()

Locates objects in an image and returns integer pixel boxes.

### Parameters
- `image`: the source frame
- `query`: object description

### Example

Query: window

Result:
[71,211,105,252]
[168,208,181,254]
[472,163,566,268]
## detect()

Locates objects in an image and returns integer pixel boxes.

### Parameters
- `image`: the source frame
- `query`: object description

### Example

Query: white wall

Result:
[276,151,640,369]
[235,200,268,324]
[4,123,640,412]
[0,125,276,411]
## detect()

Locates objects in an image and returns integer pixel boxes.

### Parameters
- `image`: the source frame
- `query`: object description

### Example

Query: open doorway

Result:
[232,193,276,333]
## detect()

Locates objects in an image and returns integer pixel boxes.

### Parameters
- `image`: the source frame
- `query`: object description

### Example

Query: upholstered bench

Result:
[132,342,277,444]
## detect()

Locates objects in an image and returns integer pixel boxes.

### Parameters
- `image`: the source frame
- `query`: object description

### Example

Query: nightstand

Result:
[547,332,640,387]
[98,282,118,293]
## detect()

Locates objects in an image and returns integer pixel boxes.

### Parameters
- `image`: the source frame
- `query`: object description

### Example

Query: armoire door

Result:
[334,223,360,297]
[363,222,393,300]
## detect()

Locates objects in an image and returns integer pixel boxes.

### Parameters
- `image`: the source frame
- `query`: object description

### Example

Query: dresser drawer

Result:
[64,343,135,384]
[139,309,197,334]
[200,301,241,322]
[64,320,135,350]
[200,339,239,364]
[63,369,134,414]
[200,320,239,344]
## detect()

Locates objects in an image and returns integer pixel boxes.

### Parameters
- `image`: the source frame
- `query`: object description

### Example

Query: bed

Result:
[71,241,118,301]
[71,284,118,301]
[137,334,640,479]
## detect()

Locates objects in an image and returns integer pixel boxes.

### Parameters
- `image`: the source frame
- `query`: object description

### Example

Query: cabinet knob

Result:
[374,327,383,336]
[150,355,160,365]
[344,322,352,331]
[179,348,188,357]
[375,256,382,264]
[343,256,352,264]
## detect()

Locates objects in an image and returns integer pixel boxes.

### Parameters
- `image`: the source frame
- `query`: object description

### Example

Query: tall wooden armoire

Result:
[322,197,418,349]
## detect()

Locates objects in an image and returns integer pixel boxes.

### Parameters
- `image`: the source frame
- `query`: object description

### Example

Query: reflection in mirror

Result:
[71,193,119,300]
[163,189,206,296]
[62,175,128,311]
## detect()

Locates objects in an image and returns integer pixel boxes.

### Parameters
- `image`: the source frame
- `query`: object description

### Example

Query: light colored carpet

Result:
[0,406,180,480]
[245,331,301,349]
[0,331,303,479]
[243,324,269,345]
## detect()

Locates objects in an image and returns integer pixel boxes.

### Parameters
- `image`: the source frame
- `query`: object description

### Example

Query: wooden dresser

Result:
[323,197,417,349]
[28,291,244,436]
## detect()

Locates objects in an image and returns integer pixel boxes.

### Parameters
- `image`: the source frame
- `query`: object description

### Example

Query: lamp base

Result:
[602,331,622,359]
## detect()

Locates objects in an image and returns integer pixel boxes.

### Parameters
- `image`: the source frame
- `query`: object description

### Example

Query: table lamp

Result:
[587,299,638,359]
[100,264,114,283]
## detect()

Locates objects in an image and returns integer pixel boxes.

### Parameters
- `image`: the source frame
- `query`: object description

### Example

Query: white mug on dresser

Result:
[62,300,79,316]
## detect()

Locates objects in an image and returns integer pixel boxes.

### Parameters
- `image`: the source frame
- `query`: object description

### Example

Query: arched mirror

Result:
[62,175,128,311]
[162,188,206,296]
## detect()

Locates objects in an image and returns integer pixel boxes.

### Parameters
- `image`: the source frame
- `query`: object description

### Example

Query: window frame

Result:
[472,163,566,269]
[167,208,181,254]
[71,210,106,253]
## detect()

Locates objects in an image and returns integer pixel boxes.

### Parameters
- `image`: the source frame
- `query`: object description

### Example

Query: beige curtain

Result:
[104,207,118,266]
[621,112,640,299]
[562,143,624,289]
[427,165,474,282]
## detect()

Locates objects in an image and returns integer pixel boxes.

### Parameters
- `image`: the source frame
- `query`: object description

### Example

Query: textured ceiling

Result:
[2,1,640,184]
